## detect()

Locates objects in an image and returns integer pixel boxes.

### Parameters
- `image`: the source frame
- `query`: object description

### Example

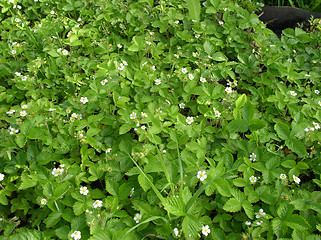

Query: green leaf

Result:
[36,152,60,165]
[249,119,266,131]
[19,178,38,190]
[281,160,296,168]
[73,202,86,216]
[105,180,119,196]
[44,211,62,228]
[275,122,291,140]
[235,94,247,109]
[55,225,70,240]
[223,198,241,212]
[271,218,284,237]
[227,119,248,132]
[54,181,71,198]
[182,215,201,238]
[212,52,228,61]
[15,133,27,148]
[163,197,186,216]
[26,127,46,139]
[119,124,132,134]
[242,200,254,219]
[285,138,307,157]
[213,178,231,197]
[242,102,254,124]
[0,190,8,205]
[285,214,310,230]
[88,229,112,240]
[186,0,200,21]
[138,173,153,192]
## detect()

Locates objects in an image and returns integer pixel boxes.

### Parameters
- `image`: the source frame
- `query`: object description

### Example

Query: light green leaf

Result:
[235,94,247,109]
[186,0,200,21]
[15,133,27,148]
[212,52,228,61]
[163,197,186,216]
[119,124,132,135]
[213,178,231,197]
[242,200,254,219]
[182,215,201,238]
[223,198,241,212]
[19,178,38,190]
[138,173,153,192]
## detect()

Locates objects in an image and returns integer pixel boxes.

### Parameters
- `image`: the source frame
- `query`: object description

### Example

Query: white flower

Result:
[15,18,20,23]
[71,231,81,240]
[289,91,297,96]
[165,99,171,104]
[181,68,188,74]
[173,227,179,236]
[93,200,103,208]
[202,225,211,236]
[123,60,128,66]
[77,18,82,22]
[293,175,301,184]
[249,176,257,184]
[130,187,134,197]
[106,148,112,153]
[0,173,4,181]
[287,58,292,63]
[315,90,320,94]
[197,171,207,182]
[225,87,233,94]
[21,104,28,109]
[77,114,82,120]
[249,153,256,162]
[223,7,228,11]
[11,50,16,54]
[151,65,156,71]
[57,48,62,53]
[179,103,185,109]
[71,113,78,118]
[52,168,60,177]
[256,221,263,226]
[214,110,221,118]
[188,73,194,80]
[62,49,68,55]
[318,101,321,107]
[49,108,56,111]
[80,97,88,104]
[21,76,27,81]
[155,79,161,85]
[186,116,194,125]
[118,63,124,71]
[134,213,142,223]
[15,72,21,76]
[6,109,16,115]
[80,186,89,195]
[40,199,47,205]
[200,77,206,83]
[141,112,148,117]
[195,34,200,39]
[305,126,315,132]
[280,174,287,180]
[218,20,224,25]
[130,112,137,119]
[256,209,266,219]
[146,41,152,45]
[20,111,27,117]
[50,10,55,15]
[174,54,179,58]
[313,122,320,129]
[100,79,108,85]
[174,20,179,24]
[192,52,197,57]
[117,44,122,48]
[245,221,251,226]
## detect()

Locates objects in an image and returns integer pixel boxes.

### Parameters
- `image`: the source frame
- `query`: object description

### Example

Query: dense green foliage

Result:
[1,0,321,239]
[258,0,321,11]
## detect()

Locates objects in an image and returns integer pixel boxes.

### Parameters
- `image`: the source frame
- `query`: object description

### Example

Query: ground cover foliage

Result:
[1,0,321,239]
